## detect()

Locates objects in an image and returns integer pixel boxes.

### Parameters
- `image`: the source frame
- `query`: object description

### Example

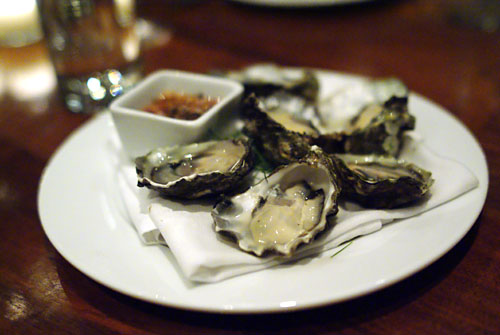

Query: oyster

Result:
[212,146,340,256]
[215,63,319,101]
[343,97,415,156]
[257,90,319,135]
[217,64,322,135]
[314,78,409,133]
[333,154,434,208]
[313,96,415,157]
[135,138,253,199]
[242,94,314,166]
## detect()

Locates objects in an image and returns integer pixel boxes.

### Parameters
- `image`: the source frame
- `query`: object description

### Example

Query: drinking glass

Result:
[37,0,143,113]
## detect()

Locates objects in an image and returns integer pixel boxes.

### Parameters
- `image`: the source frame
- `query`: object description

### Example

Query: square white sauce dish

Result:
[110,69,244,158]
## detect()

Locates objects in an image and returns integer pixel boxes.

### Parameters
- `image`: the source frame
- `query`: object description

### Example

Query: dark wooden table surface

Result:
[1,0,499,334]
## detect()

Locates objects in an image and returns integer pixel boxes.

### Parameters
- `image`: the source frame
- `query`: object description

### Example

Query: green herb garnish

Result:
[330,241,353,258]
[251,142,275,175]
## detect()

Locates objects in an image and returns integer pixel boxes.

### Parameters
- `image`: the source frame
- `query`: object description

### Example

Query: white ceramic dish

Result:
[229,0,373,7]
[110,70,243,158]
[38,70,488,314]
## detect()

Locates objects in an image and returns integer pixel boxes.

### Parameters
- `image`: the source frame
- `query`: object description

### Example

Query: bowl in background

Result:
[110,70,244,158]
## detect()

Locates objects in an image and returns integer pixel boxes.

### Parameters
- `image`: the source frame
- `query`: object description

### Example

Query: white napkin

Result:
[114,133,478,283]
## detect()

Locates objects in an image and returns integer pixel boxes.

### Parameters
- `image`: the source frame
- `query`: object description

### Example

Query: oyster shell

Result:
[215,63,320,101]
[344,97,415,156]
[135,138,253,199]
[258,91,319,135]
[212,146,340,256]
[314,78,409,133]
[222,64,321,135]
[242,94,314,166]
[333,154,434,208]
[313,96,415,157]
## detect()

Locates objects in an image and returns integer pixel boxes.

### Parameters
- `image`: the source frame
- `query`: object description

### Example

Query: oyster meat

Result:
[333,154,434,208]
[212,146,340,256]
[135,138,253,199]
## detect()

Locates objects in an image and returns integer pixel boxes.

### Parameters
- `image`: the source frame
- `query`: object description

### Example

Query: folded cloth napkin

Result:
[114,132,478,283]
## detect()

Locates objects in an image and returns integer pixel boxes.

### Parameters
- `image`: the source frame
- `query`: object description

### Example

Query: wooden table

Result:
[1,0,499,333]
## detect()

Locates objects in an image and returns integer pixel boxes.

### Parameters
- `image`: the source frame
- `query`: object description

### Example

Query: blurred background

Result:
[0,0,498,113]
[0,0,497,159]
[0,0,496,158]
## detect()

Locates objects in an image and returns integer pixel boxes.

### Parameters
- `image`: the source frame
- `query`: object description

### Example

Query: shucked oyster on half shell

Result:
[214,63,320,102]
[332,154,434,209]
[135,138,253,199]
[313,96,415,157]
[314,78,409,133]
[212,146,341,257]
[343,97,415,157]
[242,94,316,166]
[258,90,319,136]
[218,64,322,137]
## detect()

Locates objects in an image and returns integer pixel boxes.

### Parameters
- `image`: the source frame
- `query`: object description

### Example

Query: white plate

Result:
[228,0,373,7]
[38,71,488,313]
